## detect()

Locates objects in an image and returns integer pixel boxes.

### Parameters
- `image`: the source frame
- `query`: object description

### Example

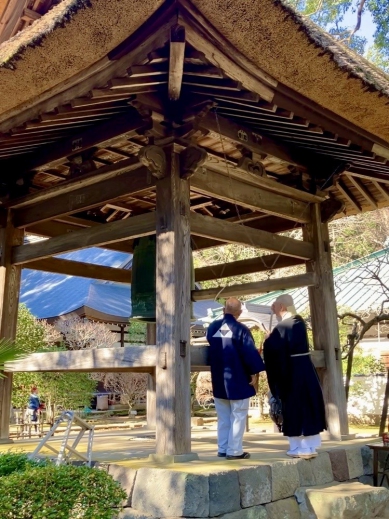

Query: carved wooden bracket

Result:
[138,145,167,179]
[180,145,208,179]
[237,156,266,177]
[320,197,345,223]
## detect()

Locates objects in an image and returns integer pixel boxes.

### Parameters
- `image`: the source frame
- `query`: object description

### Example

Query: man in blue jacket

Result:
[207,298,265,459]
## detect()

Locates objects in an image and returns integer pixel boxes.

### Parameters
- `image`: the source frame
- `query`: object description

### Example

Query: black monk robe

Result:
[263,315,326,437]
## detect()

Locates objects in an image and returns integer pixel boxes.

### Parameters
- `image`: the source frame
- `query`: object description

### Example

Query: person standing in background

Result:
[26,386,40,431]
[207,297,265,460]
[263,294,326,459]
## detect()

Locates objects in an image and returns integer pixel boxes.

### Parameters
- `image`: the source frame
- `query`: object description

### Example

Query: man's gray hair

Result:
[275,294,294,307]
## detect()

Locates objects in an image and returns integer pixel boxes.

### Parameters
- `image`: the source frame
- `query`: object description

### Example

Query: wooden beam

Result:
[12,212,156,265]
[5,344,326,372]
[304,205,349,440]
[205,157,324,204]
[190,212,314,260]
[335,180,362,213]
[197,112,306,169]
[191,345,326,370]
[194,255,304,282]
[6,346,158,373]
[25,257,131,283]
[191,168,310,223]
[155,146,192,456]
[14,164,154,228]
[347,175,378,209]
[168,25,185,101]
[9,156,142,210]
[0,212,24,440]
[146,324,156,430]
[192,272,315,300]
[27,219,133,254]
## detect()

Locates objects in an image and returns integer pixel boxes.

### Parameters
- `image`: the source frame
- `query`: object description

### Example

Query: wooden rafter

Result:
[2,112,148,177]
[346,170,389,186]
[347,175,378,209]
[179,0,276,102]
[335,180,362,213]
[198,112,306,169]
[372,181,389,203]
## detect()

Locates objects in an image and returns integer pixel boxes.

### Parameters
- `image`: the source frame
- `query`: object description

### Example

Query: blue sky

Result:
[342,6,375,46]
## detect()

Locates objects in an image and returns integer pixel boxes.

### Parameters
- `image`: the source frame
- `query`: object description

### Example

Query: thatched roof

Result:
[0,0,89,67]
[0,0,388,143]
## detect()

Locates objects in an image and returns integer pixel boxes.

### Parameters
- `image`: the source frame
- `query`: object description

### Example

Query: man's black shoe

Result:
[217,452,226,457]
[226,452,250,460]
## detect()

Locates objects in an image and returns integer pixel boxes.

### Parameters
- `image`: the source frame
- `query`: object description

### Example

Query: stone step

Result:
[296,481,389,519]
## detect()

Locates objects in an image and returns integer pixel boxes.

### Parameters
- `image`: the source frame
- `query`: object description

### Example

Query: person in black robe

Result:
[263,294,326,459]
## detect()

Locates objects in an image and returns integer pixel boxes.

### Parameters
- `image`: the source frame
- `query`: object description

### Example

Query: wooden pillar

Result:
[153,145,195,460]
[304,204,349,440]
[146,323,156,430]
[0,211,24,442]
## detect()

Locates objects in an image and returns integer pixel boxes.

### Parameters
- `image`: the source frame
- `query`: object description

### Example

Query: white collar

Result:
[281,311,295,321]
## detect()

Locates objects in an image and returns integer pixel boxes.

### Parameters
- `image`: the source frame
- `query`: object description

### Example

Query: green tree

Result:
[287,0,389,66]
[12,306,97,421]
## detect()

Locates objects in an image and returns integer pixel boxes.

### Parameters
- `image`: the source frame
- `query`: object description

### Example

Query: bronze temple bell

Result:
[130,235,195,322]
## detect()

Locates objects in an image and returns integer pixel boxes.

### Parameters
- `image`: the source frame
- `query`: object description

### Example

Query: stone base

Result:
[148,452,199,464]
[109,444,389,519]
[0,438,13,444]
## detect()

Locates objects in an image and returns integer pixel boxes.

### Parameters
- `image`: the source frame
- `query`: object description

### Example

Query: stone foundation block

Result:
[302,481,389,519]
[271,460,300,501]
[216,505,268,519]
[345,447,364,479]
[265,497,301,519]
[238,465,272,507]
[108,464,137,506]
[361,446,373,475]
[328,450,349,481]
[132,468,209,517]
[295,487,316,519]
[209,470,241,517]
[296,459,315,487]
[310,453,334,485]
[119,510,158,519]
